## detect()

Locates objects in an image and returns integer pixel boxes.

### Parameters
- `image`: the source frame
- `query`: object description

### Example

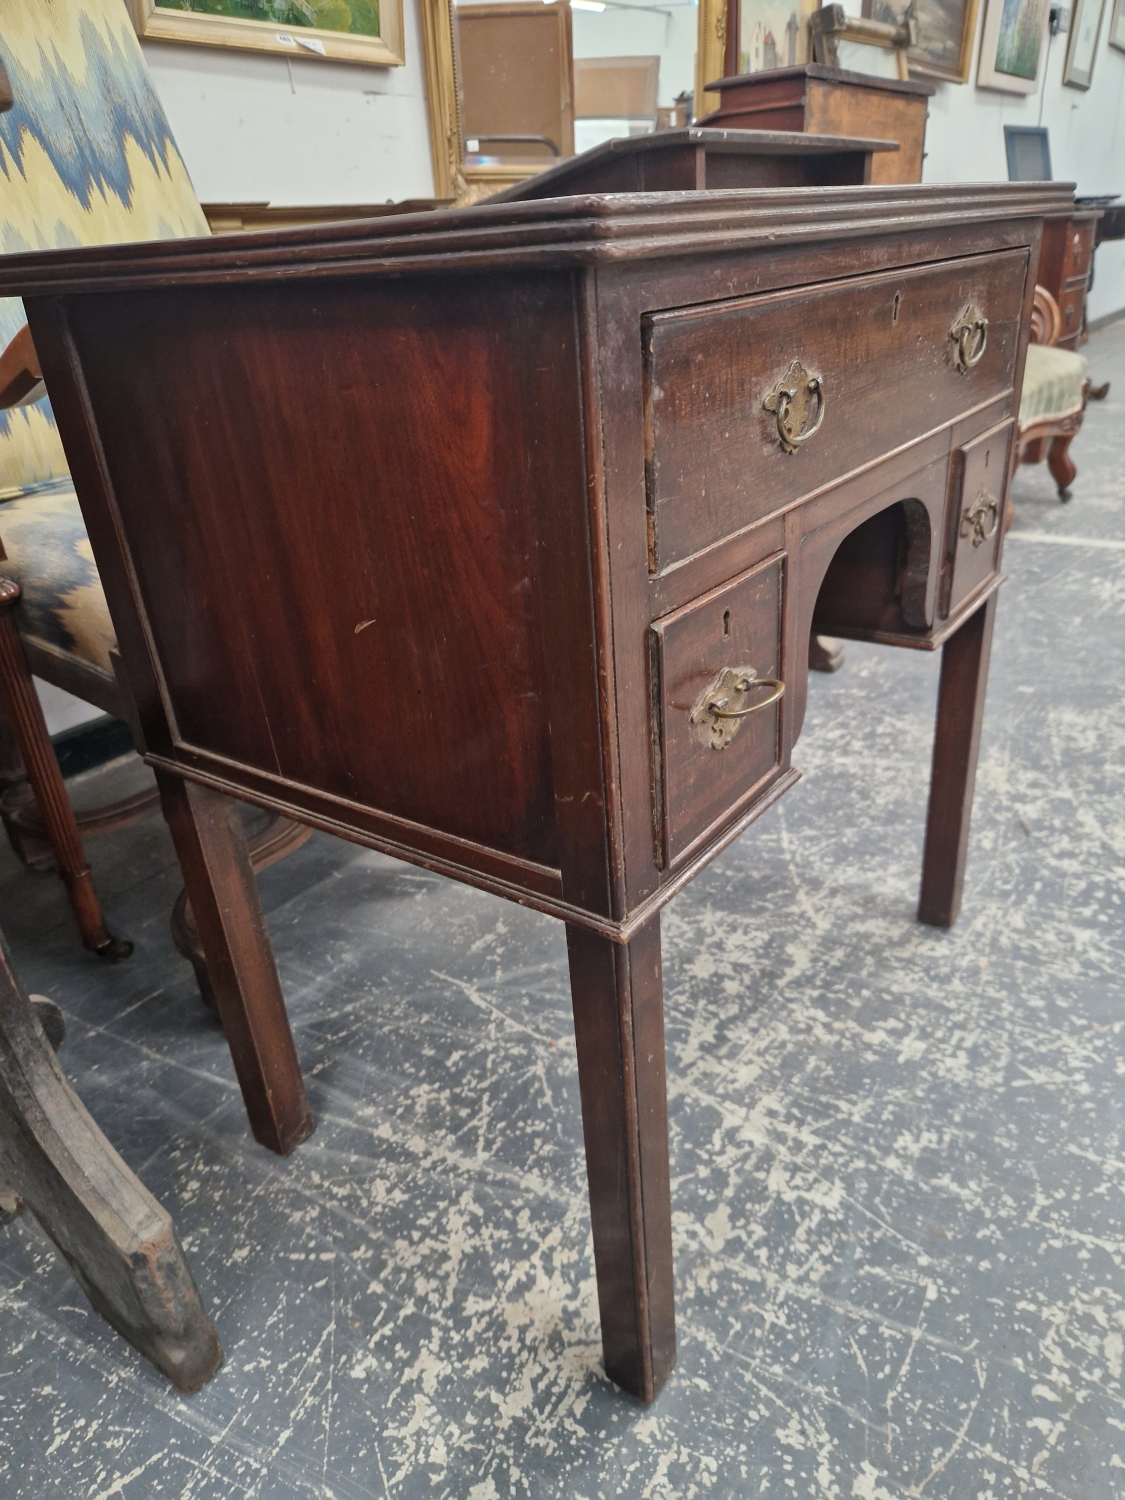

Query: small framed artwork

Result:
[127,0,405,67]
[865,0,983,84]
[1110,0,1125,51]
[1064,0,1108,82]
[977,0,1051,92]
[1003,124,1051,179]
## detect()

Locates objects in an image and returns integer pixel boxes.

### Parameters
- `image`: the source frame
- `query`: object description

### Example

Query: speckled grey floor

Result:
[1,321,1124,1499]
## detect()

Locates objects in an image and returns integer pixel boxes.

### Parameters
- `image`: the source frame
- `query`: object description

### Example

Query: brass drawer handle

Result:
[763,360,826,453]
[960,488,999,547]
[951,303,988,373]
[690,666,785,751]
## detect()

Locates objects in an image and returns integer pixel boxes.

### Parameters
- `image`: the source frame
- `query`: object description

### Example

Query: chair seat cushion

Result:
[0,482,116,673]
[1020,342,1087,424]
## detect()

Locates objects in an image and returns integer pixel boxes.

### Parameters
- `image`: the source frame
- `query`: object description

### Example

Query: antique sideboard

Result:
[0,180,1071,1403]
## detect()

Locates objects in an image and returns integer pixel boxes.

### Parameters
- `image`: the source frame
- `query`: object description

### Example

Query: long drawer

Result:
[643,249,1029,572]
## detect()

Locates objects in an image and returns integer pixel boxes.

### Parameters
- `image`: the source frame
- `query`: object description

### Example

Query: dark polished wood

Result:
[2,180,1069,1400]
[489,127,898,201]
[0,928,222,1391]
[157,775,313,1157]
[1037,211,1100,350]
[918,592,998,928]
[0,582,130,959]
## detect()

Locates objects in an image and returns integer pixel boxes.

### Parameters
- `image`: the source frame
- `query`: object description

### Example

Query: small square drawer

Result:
[1066,223,1095,279]
[651,555,784,866]
[1058,285,1085,343]
[947,419,1012,616]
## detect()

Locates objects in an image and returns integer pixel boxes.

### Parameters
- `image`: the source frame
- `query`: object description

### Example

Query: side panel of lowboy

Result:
[58,273,591,871]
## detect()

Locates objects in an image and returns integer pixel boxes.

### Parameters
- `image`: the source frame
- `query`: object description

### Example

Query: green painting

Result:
[994,0,1047,76]
[159,0,381,37]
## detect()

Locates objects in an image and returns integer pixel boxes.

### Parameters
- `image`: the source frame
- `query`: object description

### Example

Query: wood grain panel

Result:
[644,250,1028,572]
[65,273,582,867]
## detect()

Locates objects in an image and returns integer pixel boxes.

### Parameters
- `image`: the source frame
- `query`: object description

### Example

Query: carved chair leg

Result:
[566,916,676,1403]
[0,931,222,1391]
[1047,431,1078,501]
[0,582,131,959]
[918,592,998,929]
[156,773,313,1156]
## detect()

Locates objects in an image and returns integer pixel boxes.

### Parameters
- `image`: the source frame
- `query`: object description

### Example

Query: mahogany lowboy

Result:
[0,181,1071,1403]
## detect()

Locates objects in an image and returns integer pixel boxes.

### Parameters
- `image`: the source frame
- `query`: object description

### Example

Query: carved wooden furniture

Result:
[699,64,934,184]
[489,127,898,201]
[0,926,222,1391]
[2,179,1068,1401]
[1037,207,1101,349]
[1012,285,1091,502]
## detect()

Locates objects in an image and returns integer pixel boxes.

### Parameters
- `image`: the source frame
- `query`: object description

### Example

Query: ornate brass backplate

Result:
[950,303,989,374]
[689,666,785,751]
[960,488,1000,547]
[762,360,826,454]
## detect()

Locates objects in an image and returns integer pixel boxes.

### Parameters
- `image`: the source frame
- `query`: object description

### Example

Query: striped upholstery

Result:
[1019,342,1088,424]
[0,0,208,664]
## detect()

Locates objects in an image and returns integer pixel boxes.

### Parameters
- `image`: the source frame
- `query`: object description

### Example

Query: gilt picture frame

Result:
[866,0,983,83]
[127,0,405,68]
[976,0,1051,92]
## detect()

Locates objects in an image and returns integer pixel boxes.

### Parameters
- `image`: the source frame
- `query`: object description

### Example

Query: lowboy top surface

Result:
[0,182,1075,292]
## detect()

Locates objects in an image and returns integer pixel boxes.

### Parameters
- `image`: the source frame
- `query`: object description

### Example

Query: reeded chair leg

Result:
[0,580,131,960]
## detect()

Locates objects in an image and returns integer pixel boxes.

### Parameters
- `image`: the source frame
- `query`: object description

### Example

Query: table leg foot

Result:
[918,593,998,929]
[566,916,676,1403]
[157,773,313,1156]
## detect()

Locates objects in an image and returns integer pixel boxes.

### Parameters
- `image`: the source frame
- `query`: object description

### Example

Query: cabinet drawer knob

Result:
[690,666,785,751]
[960,488,1000,548]
[762,360,825,453]
[951,304,988,373]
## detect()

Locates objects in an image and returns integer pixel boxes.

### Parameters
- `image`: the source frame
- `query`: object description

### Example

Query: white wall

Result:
[141,10,436,205]
[921,13,1125,323]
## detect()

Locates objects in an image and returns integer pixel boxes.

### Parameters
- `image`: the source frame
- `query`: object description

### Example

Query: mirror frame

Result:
[420,0,726,204]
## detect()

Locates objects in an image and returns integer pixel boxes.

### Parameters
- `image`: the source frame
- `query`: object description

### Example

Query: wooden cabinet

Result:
[4,178,1072,1407]
[1038,210,1100,349]
[698,64,935,184]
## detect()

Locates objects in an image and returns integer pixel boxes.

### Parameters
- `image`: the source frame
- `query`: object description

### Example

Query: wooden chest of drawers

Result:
[1038,209,1100,348]
[3,179,1070,1405]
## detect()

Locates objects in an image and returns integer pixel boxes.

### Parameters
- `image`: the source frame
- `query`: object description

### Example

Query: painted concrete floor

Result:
[1,322,1123,1499]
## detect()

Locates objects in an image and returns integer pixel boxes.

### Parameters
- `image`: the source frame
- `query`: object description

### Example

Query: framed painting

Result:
[1063,0,1108,82]
[127,0,405,67]
[977,0,1050,91]
[1111,0,1125,51]
[866,0,983,83]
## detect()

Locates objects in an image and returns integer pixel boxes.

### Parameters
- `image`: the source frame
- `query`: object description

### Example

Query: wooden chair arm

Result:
[0,323,45,409]
[1029,284,1062,347]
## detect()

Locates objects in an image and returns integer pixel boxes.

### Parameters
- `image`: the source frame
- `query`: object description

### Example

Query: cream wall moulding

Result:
[976,0,1051,91]
[126,0,405,68]
[1110,0,1125,52]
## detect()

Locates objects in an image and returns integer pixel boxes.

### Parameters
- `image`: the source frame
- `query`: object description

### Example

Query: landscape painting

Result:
[977,0,1048,91]
[867,0,981,81]
[127,0,404,66]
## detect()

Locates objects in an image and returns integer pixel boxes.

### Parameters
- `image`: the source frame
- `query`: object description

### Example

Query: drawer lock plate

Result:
[689,666,785,751]
[762,360,826,454]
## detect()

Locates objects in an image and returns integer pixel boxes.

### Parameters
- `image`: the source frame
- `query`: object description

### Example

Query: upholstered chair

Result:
[1012,285,1091,501]
[0,0,306,969]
